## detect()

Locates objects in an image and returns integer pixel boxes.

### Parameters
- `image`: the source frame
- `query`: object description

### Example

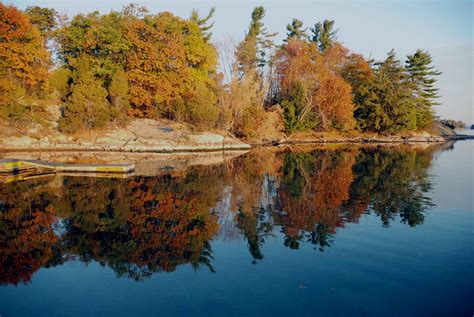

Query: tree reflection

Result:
[0,145,438,284]
[345,147,435,227]
[59,172,221,280]
[0,179,59,285]
[275,149,355,251]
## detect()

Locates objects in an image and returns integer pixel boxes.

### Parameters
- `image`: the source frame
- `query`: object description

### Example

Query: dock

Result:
[0,159,135,175]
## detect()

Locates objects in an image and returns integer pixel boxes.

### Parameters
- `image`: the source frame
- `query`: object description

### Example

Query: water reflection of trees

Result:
[0,167,223,284]
[0,145,437,284]
[225,146,436,258]
[0,179,59,285]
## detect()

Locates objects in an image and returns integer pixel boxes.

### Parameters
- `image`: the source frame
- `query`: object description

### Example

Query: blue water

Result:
[0,142,472,316]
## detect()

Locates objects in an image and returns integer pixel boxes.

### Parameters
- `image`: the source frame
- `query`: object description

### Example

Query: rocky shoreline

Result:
[1,118,463,154]
[0,119,251,153]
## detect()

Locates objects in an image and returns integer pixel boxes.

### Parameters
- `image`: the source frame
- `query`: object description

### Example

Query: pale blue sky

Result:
[10,0,473,123]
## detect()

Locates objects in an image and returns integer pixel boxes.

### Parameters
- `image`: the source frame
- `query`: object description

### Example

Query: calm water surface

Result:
[0,142,472,316]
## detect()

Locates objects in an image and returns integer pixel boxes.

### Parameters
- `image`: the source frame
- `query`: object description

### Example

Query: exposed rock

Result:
[3,136,36,147]
[0,118,251,152]
[185,133,225,145]
[432,121,457,137]
[1,117,450,152]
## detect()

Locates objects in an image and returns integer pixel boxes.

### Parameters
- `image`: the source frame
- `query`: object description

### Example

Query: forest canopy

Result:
[0,3,442,137]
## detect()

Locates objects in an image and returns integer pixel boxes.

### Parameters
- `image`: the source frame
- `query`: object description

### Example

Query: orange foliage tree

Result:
[124,12,219,124]
[274,38,356,132]
[0,3,50,121]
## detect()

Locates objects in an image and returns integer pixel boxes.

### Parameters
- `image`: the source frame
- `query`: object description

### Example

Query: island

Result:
[0,3,466,153]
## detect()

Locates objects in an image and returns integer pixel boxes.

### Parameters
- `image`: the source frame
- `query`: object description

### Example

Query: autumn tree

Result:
[124,11,219,124]
[0,3,50,123]
[405,49,441,128]
[55,7,220,126]
[219,68,266,137]
[25,6,58,38]
[275,38,355,133]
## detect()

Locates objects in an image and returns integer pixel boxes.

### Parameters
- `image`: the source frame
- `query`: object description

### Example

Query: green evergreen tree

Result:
[108,67,130,123]
[406,49,441,128]
[236,6,277,76]
[285,18,307,41]
[49,68,71,99]
[355,50,416,133]
[189,7,215,42]
[281,81,316,132]
[59,58,112,132]
[310,20,337,53]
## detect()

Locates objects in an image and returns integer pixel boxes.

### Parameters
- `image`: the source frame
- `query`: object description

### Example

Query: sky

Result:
[10,0,474,123]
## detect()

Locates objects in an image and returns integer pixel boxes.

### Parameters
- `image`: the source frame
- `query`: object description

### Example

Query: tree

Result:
[55,11,130,83]
[354,50,416,132]
[190,7,215,42]
[220,70,266,137]
[341,53,373,99]
[25,6,58,38]
[0,3,50,123]
[406,49,441,128]
[49,67,71,99]
[311,20,338,53]
[123,11,218,123]
[236,6,276,77]
[280,81,316,132]
[313,67,356,130]
[285,18,307,41]
[108,67,130,123]
[275,38,355,133]
[59,57,113,132]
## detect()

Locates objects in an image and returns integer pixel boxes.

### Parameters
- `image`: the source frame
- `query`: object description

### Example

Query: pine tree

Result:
[59,58,112,132]
[236,6,277,76]
[406,49,441,128]
[311,20,338,53]
[285,19,307,41]
[355,50,416,132]
[190,7,215,42]
[281,80,316,132]
[108,67,130,123]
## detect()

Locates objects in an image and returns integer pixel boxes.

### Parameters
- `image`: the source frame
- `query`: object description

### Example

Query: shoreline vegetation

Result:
[0,4,470,154]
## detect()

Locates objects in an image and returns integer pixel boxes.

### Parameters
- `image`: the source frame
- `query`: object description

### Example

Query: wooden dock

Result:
[0,159,135,174]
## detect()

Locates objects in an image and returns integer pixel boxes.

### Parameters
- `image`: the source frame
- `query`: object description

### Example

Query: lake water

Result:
[0,142,472,316]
